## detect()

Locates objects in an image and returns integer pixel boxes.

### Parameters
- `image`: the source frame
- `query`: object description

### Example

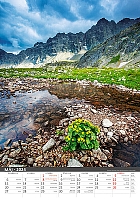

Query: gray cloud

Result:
[0,0,140,53]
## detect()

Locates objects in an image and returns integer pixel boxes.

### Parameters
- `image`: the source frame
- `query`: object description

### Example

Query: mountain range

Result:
[0,17,140,68]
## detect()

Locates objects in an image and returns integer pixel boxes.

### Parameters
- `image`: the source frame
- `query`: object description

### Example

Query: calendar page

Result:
[0,167,139,200]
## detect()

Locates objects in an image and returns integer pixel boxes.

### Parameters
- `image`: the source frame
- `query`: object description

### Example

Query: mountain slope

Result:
[78,22,140,68]
[0,18,140,68]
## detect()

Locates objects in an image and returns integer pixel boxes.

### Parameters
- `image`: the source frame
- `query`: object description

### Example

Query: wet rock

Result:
[101,162,107,166]
[11,142,19,148]
[102,119,113,128]
[4,139,12,147]
[42,138,55,152]
[67,159,83,167]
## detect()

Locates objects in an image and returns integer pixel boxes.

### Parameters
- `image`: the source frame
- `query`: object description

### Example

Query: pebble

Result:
[27,157,34,165]
[42,138,55,152]
[91,108,97,114]
[98,151,107,161]
[9,149,21,158]
[124,137,128,143]
[120,130,126,135]
[35,155,42,163]
[107,132,113,138]
[80,155,88,162]
[67,159,83,167]
[102,119,113,128]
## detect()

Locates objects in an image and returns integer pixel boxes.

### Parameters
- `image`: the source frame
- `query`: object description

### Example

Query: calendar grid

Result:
[2,171,136,198]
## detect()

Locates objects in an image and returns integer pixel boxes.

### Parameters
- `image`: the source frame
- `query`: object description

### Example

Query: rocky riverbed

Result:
[0,78,140,167]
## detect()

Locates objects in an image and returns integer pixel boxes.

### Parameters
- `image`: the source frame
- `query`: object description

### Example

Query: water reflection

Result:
[0,89,82,147]
[48,81,140,111]
[0,80,140,148]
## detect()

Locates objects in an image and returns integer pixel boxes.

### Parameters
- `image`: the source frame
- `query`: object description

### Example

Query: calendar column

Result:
[22,172,41,196]
[94,172,113,197]
[40,172,58,197]
[58,172,76,197]
[76,172,94,197]
[130,172,135,195]
[4,173,23,195]
[112,172,131,197]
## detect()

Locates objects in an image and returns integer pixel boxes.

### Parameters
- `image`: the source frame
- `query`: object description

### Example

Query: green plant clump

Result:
[108,54,120,64]
[63,119,100,152]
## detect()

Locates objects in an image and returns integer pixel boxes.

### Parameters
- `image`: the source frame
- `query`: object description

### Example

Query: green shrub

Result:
[63,119,100,151]
[108,54,120,64]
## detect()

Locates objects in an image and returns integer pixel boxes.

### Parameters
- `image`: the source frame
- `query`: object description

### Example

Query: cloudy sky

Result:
[0,0,140,53]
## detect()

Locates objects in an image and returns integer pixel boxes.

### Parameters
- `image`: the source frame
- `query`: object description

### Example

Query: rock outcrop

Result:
[78,22,140,68]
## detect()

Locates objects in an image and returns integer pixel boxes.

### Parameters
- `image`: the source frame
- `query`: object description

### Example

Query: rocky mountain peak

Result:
[0,17,140,68]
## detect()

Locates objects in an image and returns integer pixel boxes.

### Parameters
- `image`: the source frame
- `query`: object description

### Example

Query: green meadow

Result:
[0,66,140,90]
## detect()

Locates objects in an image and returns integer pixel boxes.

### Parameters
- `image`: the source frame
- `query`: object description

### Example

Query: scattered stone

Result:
[102,119,113,128]
[108,164,114,167]
[2,155,8,164]
[9,149,21,158]
[102,150,112,159]
[27,158,34,165]
[67,159,83,167]
[35,155,42,163]
[11,142,19,148]
[124,137,128,143]
[98,151,107,161]
[9,164,25,167]
[107,132,113,138]
[120,130,126,135]
[78,113,82,118]
[80,155,88,162]
[42,138,55,152]
[44,121,49,126]
[91,108,97,114]
[59,118,69,126]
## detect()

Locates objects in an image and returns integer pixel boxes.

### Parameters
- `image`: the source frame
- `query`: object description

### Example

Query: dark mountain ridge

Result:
[0,17,140,67]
